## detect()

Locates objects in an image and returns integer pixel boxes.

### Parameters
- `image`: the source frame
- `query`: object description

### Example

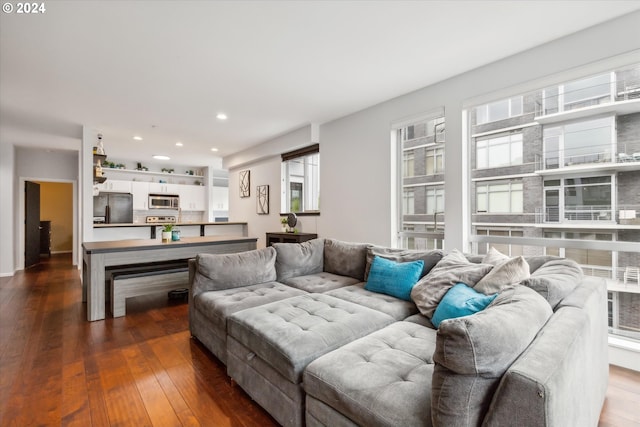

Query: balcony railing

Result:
[535,74,640,117]
[535,204,640,224]
[535,142,640,170]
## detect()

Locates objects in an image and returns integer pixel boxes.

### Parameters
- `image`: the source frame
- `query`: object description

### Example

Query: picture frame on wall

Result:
[239,170,250,198]
[257,185,269,214]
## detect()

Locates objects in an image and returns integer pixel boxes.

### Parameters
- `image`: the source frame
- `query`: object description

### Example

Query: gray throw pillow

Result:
[482,247,510,265]
[323,239,369,281]
[520,258,583,308]
[474,256,530,295]
[273,238,324,281]
[410,249,493,319]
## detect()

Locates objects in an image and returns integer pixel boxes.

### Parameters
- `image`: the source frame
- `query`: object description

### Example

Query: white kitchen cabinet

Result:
[180,185,206,211]
[96,179,132,193]
[211,186,229,211]
[131,181,149,210]
[148,182,181,195]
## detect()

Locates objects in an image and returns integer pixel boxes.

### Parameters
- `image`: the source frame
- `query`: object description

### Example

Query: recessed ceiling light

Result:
[211,148,219,152]
[176,142,183,147]
[133,136,143,141]
[216,113,227,120]
[152,155,170,160]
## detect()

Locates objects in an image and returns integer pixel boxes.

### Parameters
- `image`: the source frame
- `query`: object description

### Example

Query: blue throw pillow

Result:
[431,283,498,328]
[365,256,424,301]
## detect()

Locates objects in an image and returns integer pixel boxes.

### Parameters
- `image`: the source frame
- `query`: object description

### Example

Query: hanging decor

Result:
[239,170,250,198]
[257,185,269,214]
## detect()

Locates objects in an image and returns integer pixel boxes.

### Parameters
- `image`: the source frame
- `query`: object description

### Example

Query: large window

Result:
[543,116,614,169]
[476,181,523,213]
[475,96,523,125]
[281,144,320,213]
[394,109,445,249]
[476,132,523,169]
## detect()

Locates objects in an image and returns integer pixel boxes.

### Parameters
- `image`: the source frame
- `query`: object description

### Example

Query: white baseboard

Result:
[609,337,640,372]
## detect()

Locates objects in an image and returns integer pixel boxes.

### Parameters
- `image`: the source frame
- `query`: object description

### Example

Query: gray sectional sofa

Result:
[188,238,608,427]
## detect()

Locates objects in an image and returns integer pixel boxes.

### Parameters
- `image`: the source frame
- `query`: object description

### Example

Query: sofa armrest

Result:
[482,280,608,427]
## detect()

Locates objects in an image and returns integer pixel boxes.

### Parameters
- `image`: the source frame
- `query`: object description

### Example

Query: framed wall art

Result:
[239,170,250,198]
[257,185,269,214]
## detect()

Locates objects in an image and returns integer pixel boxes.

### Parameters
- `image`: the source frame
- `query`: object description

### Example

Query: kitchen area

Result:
[91,160,247,241]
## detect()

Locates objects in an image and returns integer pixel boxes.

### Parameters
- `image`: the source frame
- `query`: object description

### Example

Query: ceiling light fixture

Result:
[133,136,143,141]
[216,113,227,120]
[211,148,219,152]
[152,155,170,160]
[176,142,183,147]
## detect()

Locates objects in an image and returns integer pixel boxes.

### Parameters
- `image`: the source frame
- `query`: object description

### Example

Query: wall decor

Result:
[239,170,250,198]
[257,185,269,214]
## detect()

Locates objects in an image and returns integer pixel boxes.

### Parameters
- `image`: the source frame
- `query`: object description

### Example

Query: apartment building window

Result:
[543,116,614,169]
[403,188,415,215]
[426,187,444,215]
[403,152,415,177]
[426,147,444,175]
[394,108,445,249]
[542,73,613,115]
[543,231,613,279]
[543,176,613,222]
[476,181,523,213]
[476,228,524,256]
[475,96,523,125]
[281,144,320,213]
[476,132,523,169]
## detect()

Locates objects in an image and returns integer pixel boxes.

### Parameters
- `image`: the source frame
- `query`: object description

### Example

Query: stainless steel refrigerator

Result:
[93,192,133,224]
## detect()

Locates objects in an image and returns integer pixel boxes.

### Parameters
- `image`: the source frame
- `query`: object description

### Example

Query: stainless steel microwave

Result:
[149,194,180,210]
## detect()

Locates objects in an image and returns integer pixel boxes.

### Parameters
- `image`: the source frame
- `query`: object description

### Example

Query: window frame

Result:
[280,144,320,215]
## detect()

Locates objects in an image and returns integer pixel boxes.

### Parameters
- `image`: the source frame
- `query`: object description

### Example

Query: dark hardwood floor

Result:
[1,254,639,426]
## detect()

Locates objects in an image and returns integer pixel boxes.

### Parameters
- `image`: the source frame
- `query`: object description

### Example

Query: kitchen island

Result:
[82,235,257,321]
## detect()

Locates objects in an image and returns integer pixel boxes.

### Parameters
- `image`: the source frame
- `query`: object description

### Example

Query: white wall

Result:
[14,146,80,270]
[0,142,15,276]
[224,12,640,250]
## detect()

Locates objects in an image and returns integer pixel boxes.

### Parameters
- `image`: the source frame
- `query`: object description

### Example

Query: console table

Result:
[82,235,257,321]
[266,232,318,246]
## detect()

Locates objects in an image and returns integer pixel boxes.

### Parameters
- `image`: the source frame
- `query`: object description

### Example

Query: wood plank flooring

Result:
[1,254,639,426]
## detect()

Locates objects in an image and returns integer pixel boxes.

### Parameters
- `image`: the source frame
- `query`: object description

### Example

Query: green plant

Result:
[280,217,288,225]
[162,224,174,232]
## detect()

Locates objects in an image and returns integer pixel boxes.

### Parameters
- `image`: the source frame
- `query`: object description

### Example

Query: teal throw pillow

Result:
[431,282,497,328]
[365,256,424,301]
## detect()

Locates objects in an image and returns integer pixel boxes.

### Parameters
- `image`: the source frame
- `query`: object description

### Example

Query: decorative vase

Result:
[162,231,172,242]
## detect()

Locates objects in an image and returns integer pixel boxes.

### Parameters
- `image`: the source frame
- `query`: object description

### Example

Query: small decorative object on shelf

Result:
[280,217,288,232]
[162,224,174,243]
[286,212,298,232]
[94,159,103,177]
[96,133,105,155]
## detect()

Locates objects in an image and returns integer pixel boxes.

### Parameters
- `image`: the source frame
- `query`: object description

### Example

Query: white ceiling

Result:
[1,1,639,169]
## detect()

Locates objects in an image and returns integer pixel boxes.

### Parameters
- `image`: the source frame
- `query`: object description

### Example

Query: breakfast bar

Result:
[82,235,257,321]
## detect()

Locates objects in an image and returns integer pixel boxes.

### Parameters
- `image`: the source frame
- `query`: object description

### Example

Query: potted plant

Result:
[280,217,288,232]
[162,224,174,242]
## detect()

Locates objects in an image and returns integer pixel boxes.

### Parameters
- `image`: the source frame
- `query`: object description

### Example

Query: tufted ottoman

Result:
[226,293,396,427]
[191,282,307,364]
[303,321,437,427]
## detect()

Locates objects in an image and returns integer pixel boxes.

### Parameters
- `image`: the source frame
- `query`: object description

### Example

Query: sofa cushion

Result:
[304,321,437,427]
[282,272,360,293]
[227,294,395,383]
[474,255,530,294]
[431,283,497,328]
[323,239,369,281]
[411,249,494,319]
[273,238,324,281]
[364,256,424,301]
[364,247,444,280]
[482,246,509,265]
[325,284,420,321]
[431,285,552,427]
[520,258,583,309]
[192,247,277,297]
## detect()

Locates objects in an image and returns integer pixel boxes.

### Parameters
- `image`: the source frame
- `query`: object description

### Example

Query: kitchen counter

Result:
[93,221,245,228]
[82,235,257,321]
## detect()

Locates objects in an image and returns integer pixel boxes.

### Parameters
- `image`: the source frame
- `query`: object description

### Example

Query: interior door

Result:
[25,181,41,269]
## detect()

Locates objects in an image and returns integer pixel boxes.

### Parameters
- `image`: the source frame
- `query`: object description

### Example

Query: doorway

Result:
[23,180,75,269]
